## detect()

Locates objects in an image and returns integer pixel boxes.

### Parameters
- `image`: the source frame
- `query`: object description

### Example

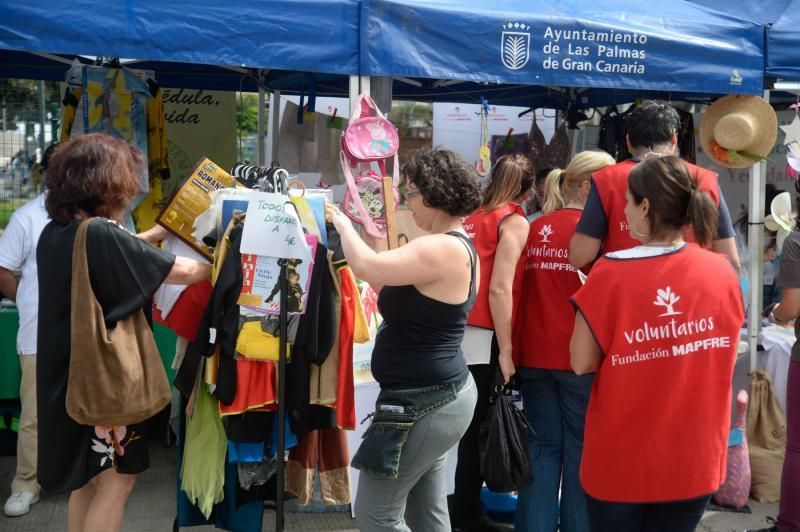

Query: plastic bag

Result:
[479,375,534,493]
[713,390,751,509]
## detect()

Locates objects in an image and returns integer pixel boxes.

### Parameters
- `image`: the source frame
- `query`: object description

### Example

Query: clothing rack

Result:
[230,160,291,531]
[275,259,289,532]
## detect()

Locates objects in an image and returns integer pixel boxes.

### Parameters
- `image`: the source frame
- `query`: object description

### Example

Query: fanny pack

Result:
[351,378,466,479]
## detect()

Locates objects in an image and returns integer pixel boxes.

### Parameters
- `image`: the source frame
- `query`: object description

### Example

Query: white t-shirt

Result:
[461,325,495,365]
[0,193,49,355]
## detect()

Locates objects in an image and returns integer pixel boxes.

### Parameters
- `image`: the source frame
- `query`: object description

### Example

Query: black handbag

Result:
[479,373,535,493]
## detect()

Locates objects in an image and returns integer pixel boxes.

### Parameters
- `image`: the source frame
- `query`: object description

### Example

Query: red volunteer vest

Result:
[514,209,583,370]
[464,203,525,330]
[571,244,743,503]
[593,160,720,253]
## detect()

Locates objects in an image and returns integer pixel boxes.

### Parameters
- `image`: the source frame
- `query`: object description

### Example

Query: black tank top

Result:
[371,232,477,389]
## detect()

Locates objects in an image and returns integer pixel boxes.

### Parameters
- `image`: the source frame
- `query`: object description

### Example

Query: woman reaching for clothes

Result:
[326,148,482,532]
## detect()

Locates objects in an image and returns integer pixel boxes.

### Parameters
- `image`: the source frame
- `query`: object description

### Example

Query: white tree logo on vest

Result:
[501,22,531,70]
[613,288,730,368]
[654,287,681,317]
[538,224,554,242]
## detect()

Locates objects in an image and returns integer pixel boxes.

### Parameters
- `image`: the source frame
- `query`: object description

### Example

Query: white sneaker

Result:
[3,491,39,517]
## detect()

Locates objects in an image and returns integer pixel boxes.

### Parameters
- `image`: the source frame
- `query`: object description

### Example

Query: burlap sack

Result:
[746,369,787,502]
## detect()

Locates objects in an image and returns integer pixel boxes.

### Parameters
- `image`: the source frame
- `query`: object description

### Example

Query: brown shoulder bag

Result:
[66,218,171,426]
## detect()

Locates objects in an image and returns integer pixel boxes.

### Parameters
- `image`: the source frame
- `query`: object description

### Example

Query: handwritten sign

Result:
[240,192,311,261]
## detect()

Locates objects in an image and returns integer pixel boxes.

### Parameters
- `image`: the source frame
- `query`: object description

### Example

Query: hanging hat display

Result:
[700,94,778,169]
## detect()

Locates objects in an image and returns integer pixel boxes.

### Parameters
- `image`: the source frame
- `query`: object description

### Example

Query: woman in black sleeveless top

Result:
[326,149,483,532]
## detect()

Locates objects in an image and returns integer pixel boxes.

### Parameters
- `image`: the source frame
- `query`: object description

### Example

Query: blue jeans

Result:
[586,494,711,532]
[515,367,594,532]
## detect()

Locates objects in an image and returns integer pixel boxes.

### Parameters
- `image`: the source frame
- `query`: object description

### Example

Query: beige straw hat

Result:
[700,94,778,169]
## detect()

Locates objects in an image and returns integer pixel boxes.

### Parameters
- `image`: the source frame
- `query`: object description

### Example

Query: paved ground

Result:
[0,442,780,531]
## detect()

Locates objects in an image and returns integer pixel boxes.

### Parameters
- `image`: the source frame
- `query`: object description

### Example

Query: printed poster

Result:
[238,235,317,316]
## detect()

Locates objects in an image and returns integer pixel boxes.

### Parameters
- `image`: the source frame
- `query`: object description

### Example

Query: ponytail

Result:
[540,151,615,215]
[482,154,533,211]
[687,186,717,249]
[541,168,566,215]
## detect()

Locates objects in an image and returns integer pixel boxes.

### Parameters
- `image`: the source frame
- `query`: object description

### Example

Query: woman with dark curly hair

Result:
[35,134,210,532]
[326,148,482,531]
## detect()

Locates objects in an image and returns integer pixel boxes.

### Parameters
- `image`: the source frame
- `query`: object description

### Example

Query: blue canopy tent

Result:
[768,0,800,81]
[686,0,799,81]
[0,0,360,87]
[687,0,792,24]
[361,0,765,96]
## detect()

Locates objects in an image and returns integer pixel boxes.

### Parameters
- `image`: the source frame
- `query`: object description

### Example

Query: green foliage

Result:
[387,101,432,132]
[236,93,261,135]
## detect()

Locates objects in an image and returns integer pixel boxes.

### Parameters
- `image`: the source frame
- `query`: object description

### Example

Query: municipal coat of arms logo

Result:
[501,22,531,70]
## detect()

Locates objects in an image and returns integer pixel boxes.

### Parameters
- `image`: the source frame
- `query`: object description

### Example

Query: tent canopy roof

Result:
[360,0,765,95]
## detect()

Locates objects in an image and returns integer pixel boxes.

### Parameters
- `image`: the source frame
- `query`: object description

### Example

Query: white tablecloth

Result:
[759,325,794,413]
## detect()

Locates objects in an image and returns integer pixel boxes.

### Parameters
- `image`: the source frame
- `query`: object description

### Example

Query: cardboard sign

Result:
[156,157,236,259]
[240,192,311,262]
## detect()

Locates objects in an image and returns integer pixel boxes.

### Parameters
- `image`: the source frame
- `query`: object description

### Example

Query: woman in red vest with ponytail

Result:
[570,156,743,532]
[513,150,615,532]
[452,154,531,532]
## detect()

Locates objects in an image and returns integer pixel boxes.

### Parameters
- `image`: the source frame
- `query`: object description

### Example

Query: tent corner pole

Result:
[748,160,765,375]
[269,91,281,164]
[747,89,772,376]
[257,87,266,166]
[349,75,359,111]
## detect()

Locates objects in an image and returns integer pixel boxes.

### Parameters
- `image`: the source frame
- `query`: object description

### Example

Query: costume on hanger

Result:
[597,105,696,163]
[308,225,356,431]
[529,116,570,172]
[597,107,630,162]
[490,133,530,165]
[59,65,170,231]
[286,428,351,506]
[676,108,696,163]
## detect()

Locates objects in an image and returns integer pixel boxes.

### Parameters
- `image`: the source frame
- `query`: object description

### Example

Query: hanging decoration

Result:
[475,97,491,177]
[780,102,800,145]
[784,98,800,177]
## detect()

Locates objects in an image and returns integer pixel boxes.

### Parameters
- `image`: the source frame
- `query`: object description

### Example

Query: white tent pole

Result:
[748,160,766,374]
[268,90,281,164]
[748,89,770,374]
[257,87,266,166]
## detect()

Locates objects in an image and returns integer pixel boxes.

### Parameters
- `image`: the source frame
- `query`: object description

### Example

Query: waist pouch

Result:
[351,378,465,479]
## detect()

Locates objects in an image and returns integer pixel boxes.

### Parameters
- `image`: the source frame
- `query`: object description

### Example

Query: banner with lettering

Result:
[361,0,764,95]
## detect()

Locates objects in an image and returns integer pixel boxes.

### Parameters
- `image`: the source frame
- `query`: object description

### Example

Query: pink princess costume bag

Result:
[340,92,400,238]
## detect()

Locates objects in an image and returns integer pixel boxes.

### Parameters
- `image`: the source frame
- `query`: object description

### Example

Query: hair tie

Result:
[559,170,567,185]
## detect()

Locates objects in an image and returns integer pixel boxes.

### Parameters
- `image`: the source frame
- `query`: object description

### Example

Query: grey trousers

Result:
[355,374,478,532]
